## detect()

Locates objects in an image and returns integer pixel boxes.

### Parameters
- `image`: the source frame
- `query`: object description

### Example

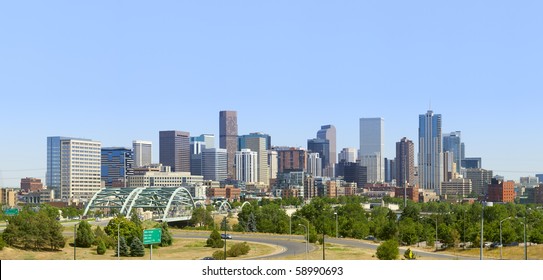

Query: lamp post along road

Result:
[299,224,308,259]
[117,223,120,260]
[73,223,77,260]
[223,217,227,260]
[334,212,338,239]
[499,217,511,260]
[480,202,485,260]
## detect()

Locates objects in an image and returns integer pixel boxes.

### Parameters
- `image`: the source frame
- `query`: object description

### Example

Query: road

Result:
[174,231,472,260]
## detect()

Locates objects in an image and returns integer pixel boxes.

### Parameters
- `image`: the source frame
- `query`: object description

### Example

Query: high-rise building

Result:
[536,174,543,184]
[220,110,238,179]
[384,158,395,183]
[464,168,493,195]
[443,131,464,172]
[276,147,307,173]
[307,153,322,177]
[268,150,278,180]
[359,118,384,183]
[443,151,456,182]
[190,134,215,176]
[101,147,134,187]
[462,158,482,169]
[202,148,227,182]
[132,140,152,167]
[317,125,336,177]
[418,110,443,195]
[342,162,367,188]
[159,131,190,172]
[441,178,472,198]
[338,148,357,163]
[520,176,539,188]
[235,149,258,183]
[395,137,415,187]
[20,177,43,193]
[239,133,270,185]
[307,138,329,176]
[487,179,515,203]
[46,136,101,201]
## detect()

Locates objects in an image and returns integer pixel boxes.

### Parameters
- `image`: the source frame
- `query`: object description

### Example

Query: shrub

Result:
[0,233,6,250]
[376,239,399,260]
[227,242,250,257]
[212,250,226,260]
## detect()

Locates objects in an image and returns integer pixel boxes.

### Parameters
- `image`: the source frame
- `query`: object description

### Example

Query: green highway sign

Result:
[143,228,162,245]
[4,208,19,216]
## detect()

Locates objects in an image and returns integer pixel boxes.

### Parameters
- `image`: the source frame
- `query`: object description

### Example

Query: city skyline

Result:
[2,1,543,187]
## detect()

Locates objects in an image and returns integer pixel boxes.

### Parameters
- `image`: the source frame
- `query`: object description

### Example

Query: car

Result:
[490,242,502,248]
[221,234,232,239]
[504,242,519,247]
[364,235,376,241]
[201,257,215,260]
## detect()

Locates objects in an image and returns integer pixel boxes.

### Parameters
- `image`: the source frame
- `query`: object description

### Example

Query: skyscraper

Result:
[239,133,270,185]
[101,147,134,187]
[276,147,307,173]
[418,110,443,194]
[443,131,463,172]
[268,150,278,180]
[307,152,322,177]
[359,118,384,183]
[235,149,258,183]
[202,148,227,182]
[307,138,329,176]
[220,111,238,179]
[46,136,101,201]
[132,140,152,167]
[338,148,357,163]
[395,137,415,187]
[190,134,215,176]
[159,131,190,172]
[317,125,336,177]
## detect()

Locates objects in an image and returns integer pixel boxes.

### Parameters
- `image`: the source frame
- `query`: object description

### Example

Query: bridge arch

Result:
[83,187,196,222]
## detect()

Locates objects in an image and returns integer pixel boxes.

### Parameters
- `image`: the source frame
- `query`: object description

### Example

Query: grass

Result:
[438,245,543,260]
[0,238,278,260]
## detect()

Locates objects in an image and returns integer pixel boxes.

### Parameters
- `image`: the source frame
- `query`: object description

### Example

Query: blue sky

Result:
[1,1,542,187]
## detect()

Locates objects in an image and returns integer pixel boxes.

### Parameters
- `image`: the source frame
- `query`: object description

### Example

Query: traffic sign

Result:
[4,208,19,216]
[143,228,162,245]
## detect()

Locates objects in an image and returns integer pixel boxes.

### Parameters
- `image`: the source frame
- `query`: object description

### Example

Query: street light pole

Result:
[524,211,527,260]
[500,217,511,260]
[463,210,466,250]
[435,216,438,252]
[299,224,308,259]
[74,223,77,260]
[117,222,120,260]
[334,212,338,239]
[480,202,485,260]
[223,217,227,260]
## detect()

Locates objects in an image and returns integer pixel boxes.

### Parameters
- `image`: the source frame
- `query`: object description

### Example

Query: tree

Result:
[94,226,115,249]
[75,221,95,248]
[376,239,399,260]
[105,216,140,245]
[130,237,145,257]
[96,240,106,255]
[247,212,257,232]
[116,236,130,257]
[206,229,224,248]
[157,222,173,247]
[0,233,6,250]
[3,206,65,250]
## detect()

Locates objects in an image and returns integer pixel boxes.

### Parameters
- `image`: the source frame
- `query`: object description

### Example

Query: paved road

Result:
[174,232,315,260]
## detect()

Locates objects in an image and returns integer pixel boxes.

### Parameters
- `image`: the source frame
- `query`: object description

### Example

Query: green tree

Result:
[206,229,224,248]
[3,206,65,250]
[0,233,6,250]
[94,226,115,249]
[116,236,130,257]
[157,223,173,247]
[96,240,106,255]
[376,239,399,260]
[105,216,140,245]
[130,237,145,257]
[247,212,257,232]
[75,221,95,248]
